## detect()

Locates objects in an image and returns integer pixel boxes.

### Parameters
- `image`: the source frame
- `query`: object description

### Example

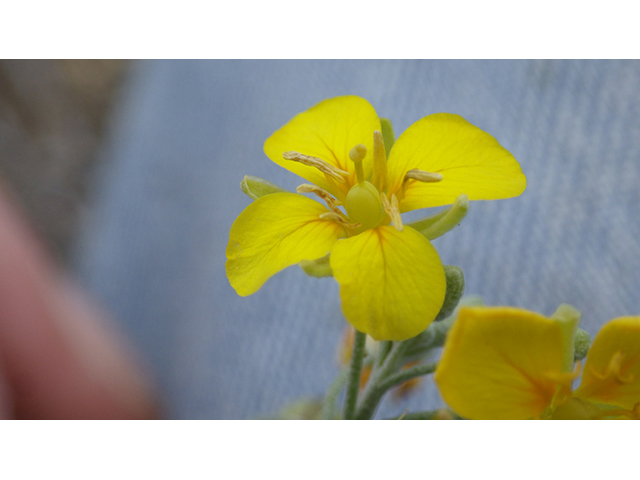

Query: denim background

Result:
[74,60,640,419]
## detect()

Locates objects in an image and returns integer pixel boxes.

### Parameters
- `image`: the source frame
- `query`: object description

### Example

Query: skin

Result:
[0,183,158,419]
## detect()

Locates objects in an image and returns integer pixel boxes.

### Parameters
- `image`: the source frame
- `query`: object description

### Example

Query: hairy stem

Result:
[343,330,367,420]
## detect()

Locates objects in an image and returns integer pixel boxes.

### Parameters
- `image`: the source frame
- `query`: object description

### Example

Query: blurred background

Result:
[0,60,127,264]
[2,60,640,419]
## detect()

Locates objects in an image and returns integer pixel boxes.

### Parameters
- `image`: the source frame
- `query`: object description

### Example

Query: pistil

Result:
[349,144,367,185]
[344,143,384,231]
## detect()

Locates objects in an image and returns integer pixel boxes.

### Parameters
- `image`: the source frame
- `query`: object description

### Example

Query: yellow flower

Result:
[434,306,640,419]
[225,96,526,341]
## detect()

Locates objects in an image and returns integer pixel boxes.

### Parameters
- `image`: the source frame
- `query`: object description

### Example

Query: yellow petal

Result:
[226,193,345,296]
[329,226,445,341]
[386,113,526,212]
[574,316,640,410]
[434,307,565,420]
[264,96,381,200]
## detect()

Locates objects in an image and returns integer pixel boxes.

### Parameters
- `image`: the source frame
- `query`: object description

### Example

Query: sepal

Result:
[380,118,395,157]
[435,265,465,322]
[407,194,469,240]
[400,273,473,364]
[300,254,332,278]
[240,175,289,200]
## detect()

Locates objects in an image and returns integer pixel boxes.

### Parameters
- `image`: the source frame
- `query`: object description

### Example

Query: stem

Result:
[375,341,393,368]
[379,337,411,373]
[352,341,410,420]
[355,360,437,420]
[343,330,367,420]
[376,362,437,394]
[319,366,350,420]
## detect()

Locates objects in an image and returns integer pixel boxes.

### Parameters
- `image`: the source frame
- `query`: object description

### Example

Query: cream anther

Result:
[319,211,360,228]
[283,151,350,183]
[404,169,444,183]
[381,193,403,232]
[591,351,634,384]
[297,183,343,214]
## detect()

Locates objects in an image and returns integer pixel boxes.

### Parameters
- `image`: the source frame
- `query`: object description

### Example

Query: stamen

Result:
[371,130,387,192]
[296,184,343,214]
[381,193,403,232]
[349,144,367,185]
[283,151,350,183]
[590,351,634,384]
[397,169,444,203]
[319,212,361,229]
[547,361,582,408]
[404,168,444,183]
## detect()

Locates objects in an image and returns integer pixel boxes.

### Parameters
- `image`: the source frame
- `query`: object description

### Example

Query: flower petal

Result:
[434,307,565,420]
[226,193,345,296]
[264,96,381,200]
[329,226,445,341]
[386,113,526,212]
[574,316,640,410]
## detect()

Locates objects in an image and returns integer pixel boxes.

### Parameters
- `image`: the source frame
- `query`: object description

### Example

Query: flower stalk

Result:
[343,330,367,420]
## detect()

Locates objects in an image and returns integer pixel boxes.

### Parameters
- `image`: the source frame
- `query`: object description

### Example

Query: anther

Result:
[283,151,350,183]
[371,130,387,192]
[319,212,361,229]
[381,193,403,232]
[297,184,343,214]
[404,168,444,183]
[591,351,634,384]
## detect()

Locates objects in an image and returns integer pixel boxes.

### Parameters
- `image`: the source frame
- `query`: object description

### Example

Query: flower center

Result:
[345,181,384,230]
[344,144,384,230]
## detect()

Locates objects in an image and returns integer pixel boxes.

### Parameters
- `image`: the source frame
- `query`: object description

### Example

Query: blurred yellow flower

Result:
[435,307,640,419]
[226,96,526,341]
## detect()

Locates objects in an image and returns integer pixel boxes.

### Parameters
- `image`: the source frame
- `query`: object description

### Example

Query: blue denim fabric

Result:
[75,60,640,419]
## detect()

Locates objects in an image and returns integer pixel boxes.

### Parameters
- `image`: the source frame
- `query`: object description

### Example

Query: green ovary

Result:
[345,181,384,231]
